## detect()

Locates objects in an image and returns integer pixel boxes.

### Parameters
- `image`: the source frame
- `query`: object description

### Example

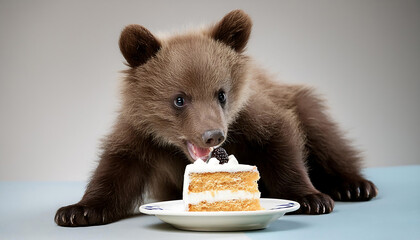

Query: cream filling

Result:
[185,190,261,205]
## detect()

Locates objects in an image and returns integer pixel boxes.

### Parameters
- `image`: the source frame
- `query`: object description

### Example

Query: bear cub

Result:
[55,10,377,226]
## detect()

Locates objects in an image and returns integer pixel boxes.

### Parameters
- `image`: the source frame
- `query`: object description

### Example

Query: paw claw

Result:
[61,214,66,224]
[355,187,361,198]
[70,214,75,225]
[336,192,341,200]
[346,190,351,200]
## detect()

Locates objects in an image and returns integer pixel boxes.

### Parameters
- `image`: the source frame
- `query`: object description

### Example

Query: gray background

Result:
[1,0,419,181]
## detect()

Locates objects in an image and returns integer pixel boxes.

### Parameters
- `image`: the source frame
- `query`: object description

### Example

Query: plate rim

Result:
[140,198,300,216]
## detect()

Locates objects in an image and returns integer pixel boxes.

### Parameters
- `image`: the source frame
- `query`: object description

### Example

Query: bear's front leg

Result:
[257,126,335,215]
[55,149,151,227]
[228,108,334,214]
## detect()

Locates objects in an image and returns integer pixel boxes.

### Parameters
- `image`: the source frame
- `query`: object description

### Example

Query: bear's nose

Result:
[202,129,225,147]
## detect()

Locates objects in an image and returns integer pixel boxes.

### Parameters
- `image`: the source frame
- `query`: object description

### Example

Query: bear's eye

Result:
[218,90,226,105]
[174,96,185,108]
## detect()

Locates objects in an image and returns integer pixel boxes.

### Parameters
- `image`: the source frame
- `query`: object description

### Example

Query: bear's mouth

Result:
[187,141,213,162]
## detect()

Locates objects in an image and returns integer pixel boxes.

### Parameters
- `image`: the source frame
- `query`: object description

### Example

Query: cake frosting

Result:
[183,155,262,211]
[184,155,256,173]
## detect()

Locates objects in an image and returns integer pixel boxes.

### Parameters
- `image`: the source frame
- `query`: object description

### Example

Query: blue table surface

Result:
[1,165,419,240]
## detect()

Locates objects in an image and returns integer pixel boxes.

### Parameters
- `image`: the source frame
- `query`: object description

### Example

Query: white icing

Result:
[185,190,261,205]
[184,155,256,173]
[183,155,259,210]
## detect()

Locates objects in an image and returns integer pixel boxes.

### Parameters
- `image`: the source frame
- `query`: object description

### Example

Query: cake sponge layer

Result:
[188,171,260,193]
[188,199,263,211]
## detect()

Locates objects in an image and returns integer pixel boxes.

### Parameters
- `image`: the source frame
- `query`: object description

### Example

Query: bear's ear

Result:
[211,10,252,52]
[119,24,161,67]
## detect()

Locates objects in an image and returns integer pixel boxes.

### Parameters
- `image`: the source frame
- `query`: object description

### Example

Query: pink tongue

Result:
[193,145,211,158]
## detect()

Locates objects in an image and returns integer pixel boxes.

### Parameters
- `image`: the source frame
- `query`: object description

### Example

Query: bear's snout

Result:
[202,129,225,147]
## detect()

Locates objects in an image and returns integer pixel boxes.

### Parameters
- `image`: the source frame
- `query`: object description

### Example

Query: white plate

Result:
[140,198,300,231]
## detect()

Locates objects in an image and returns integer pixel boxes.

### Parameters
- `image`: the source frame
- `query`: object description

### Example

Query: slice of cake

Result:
[183,154,263,212]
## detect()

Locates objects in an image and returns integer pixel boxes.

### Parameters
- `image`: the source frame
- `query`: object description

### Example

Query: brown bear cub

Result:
[55,10,377,226]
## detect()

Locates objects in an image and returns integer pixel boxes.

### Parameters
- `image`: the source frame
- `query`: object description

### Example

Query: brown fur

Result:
[55,10,377,227]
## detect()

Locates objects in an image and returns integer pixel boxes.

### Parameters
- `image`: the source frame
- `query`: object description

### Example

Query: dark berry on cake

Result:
[211,147,229,164]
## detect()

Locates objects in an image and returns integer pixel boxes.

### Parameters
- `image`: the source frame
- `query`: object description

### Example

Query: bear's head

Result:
[118,10,252,162]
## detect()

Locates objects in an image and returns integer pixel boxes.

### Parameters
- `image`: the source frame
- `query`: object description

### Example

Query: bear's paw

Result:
[292,193,334,215]
[55,204,115,227]
[328,178,378,201]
